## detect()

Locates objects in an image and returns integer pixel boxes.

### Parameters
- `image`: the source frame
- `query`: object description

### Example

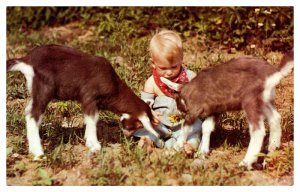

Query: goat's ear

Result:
[173,92,179,100]
[160,77,182,91]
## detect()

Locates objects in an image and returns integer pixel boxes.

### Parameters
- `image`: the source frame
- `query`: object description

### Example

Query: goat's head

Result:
[174,93,188,114]
[121,113,143,136]
[120,109,159,138]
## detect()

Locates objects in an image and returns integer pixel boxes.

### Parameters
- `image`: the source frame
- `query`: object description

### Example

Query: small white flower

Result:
[258,23,264,27]
[255,8,260,13]
[250,44,256,49]
[271,23,276,27]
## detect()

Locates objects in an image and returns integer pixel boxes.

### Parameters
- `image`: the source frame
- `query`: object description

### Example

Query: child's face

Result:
[152,58,182,79]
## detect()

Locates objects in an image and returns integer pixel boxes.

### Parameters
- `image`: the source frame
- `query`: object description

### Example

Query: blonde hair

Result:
[149,30,183,65]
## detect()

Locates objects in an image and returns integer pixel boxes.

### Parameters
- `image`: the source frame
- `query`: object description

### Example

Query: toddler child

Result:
[134,30,202,155]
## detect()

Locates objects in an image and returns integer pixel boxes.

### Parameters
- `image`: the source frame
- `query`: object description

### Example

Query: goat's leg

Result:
[264,104,282,152]
[198,116,215,155]
[261,104,282,168]
[174,123,192,150]
[174,113,197,150]
[84,113,101,152]
[25,99,44,160]
[26,81,53,160]
[82,99,101,152]
[239,116,266,170]
[16,63,44,160]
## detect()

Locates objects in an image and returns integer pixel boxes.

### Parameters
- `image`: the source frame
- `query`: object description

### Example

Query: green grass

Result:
[6,18,294,186]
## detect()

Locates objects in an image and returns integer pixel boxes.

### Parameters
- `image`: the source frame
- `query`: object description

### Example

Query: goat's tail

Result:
[263,50,294,102]
[278,50,294,77]
[7,59,20,72]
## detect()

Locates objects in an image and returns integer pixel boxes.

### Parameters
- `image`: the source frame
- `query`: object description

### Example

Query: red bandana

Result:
[152,67,189,98]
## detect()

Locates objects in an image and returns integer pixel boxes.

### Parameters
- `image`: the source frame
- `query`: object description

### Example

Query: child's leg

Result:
[134,127,165,148]
[134,129,156,153]
[138,136,155,153]
[156,124,172,138]
[165,119,202,154]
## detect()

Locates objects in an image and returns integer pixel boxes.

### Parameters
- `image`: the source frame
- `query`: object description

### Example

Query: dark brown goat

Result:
[7,44,159,160]
[161,51,293,169]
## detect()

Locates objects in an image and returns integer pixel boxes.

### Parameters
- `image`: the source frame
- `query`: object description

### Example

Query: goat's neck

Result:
[107,82,141,115]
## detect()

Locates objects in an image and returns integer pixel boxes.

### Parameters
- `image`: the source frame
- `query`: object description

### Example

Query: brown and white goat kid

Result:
[7,44,159,160]
[161,51,294,169]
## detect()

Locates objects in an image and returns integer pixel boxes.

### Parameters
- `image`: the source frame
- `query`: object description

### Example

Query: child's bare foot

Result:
[183,142,196,157]
[138,136,154,153]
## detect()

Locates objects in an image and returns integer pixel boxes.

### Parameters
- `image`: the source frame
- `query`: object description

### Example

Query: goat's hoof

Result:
[32,154,46,161]
[195,147,209,159]
[194,152,207,160]
[87,142,101,153]
[239,160,253,170]
[262,159,268,169]
[268,145,280,154]
[199,145,210,155]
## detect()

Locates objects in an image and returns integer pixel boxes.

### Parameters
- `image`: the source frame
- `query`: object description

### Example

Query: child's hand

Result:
[151,110,162,126]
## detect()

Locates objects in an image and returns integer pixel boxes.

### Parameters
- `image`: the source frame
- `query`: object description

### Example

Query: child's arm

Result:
[142,76,155,106]
[143,76,155,94]
[141,76,161,126]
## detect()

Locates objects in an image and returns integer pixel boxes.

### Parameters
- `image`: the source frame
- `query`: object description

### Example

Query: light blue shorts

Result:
[134,95,202,150]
